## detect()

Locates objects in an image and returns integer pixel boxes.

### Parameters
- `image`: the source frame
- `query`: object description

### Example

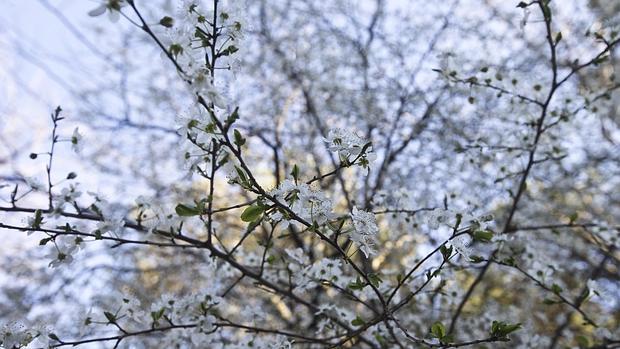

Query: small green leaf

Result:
[490,320,521,338]
[233,129,246,147]
[225,107,240,127]
[348,276,366,290]
[568,212,578,224]
[151,308,165,321]
[159,16,174,28]
[551,283,563,294]
[291,164,300,181]
[430,321,446,339]
[368,273,383,288]
[175,203,201,216]
[103,311,116,323]
[351,316,365,327]
[440,245,453,261]
[240,204,265,222]
[472,230,494,242]
[32,209,44,229]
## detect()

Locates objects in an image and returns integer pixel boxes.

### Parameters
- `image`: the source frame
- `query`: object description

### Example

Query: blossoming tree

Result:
[0,0,619,348]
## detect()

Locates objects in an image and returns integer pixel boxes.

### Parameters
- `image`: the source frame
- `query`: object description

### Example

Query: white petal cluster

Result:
[269,179,333,225]
[47,235,82,268]
[286,255,344,293]
[52,184,82,213]
[349,207,379,257]
[161,0,245,109]
[427,209,493,231]
[325,128,369,159]
[135,196,181,233]
[1,322,32,348]
[449,235,473,260]
[96,213,125,235]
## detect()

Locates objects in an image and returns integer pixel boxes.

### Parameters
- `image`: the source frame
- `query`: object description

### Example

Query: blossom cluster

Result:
[269,179,334,226]
[324,128,375,169]
[286,249,345,292]
[349,207,379,257]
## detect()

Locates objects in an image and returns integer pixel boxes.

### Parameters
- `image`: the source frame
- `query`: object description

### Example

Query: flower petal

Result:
[88,5,107,17]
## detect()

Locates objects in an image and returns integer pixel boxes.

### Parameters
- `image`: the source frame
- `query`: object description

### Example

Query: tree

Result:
[0,0,619,348]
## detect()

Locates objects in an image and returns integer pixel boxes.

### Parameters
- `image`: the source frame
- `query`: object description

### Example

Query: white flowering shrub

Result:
[0,0,619,348]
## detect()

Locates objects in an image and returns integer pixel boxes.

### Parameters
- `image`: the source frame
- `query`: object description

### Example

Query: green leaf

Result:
[240,204,265,222]
[568,212,578,224]
[159,16,174,28]
[368,273,383,288]
[103,311,116,323]
[48,333,60,341]
[472,230,494,242]
[233,129,246,147]
[291,164,300,181]
[490,320,521,338]
[175,203,201,216]
[430,321,446,339]
[551,283,563,294]
[440,245,453,261]
[543,298,557,305]
[32,209,44,229]
[348,276,366,290]
[151,308,165,321]
[225,107,240,127]
[351,316,365,327]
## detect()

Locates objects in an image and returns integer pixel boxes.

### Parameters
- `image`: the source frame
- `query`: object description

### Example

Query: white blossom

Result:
[325,128,370,160]
[449,234,473,260]
[190,70,228,109]
[52,184,82,213]
[24,176,43,191]
[71,127,83,153]
[349,206,379,257]
[96,212,125,235]
[47,235,82,268]
[0,322,35,349]
[88,0,127,23]
[587,279,612,302]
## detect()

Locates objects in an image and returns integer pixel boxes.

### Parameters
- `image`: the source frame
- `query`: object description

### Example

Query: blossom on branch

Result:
[349,206,379,257]
[88,0,127,23]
